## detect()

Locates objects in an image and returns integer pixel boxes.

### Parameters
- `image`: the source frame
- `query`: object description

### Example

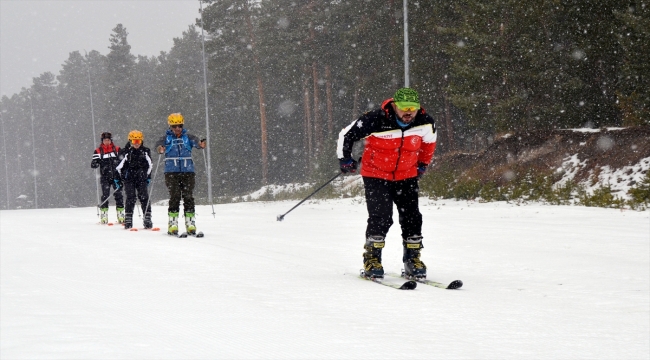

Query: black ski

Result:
[168,232,188,238]
[167,231,203,238]
[387,272,463,290]
[359,271,417,290]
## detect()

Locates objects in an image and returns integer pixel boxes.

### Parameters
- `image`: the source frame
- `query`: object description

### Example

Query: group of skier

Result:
[91,113,205,235]
[92,87,436,280]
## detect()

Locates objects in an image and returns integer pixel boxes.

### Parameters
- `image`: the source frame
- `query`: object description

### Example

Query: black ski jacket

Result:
[91,143,121,181]
[115,143,153,184]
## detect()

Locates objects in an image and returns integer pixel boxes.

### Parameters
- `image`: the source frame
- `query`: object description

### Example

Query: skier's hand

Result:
[91,160,99,169]
[146,178,151,187]
[157,145,164,154]
[339,158,358,174]
[199,139,206,149]
[114,179,123,190]
[416,162,427,180]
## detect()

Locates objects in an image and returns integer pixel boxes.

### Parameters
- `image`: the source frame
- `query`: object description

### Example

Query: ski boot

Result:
[143,212,153,229]
[402,235,427,279]
[100,207,109,224]
[124,212,133,230]
[185,212,196,235]
[362,235,385,279]
[168,212,179,235]
[116,207,125,224]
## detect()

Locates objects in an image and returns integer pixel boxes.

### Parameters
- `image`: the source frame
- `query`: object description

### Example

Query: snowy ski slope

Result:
[1,199,648,359]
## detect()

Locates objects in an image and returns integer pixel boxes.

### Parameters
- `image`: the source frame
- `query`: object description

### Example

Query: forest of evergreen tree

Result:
[1,0,648,209]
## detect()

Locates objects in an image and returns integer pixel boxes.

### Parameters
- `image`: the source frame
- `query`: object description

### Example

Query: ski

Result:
[168,232,188,238]
[358,271,417,290]
[387,272,463,290]
[417,278,463,290]
[166,231,201,238]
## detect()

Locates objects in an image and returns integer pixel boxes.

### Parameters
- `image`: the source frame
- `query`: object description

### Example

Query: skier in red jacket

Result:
[91,132,125,224]
[337,88,437,280]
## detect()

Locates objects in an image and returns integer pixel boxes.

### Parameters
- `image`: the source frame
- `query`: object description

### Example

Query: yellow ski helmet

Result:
[128,130,144,143]
[168,113,184,126]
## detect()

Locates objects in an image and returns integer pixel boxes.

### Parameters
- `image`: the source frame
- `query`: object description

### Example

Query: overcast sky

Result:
[1,0,201,97]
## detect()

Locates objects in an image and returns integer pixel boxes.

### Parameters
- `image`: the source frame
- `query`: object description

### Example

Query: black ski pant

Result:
[165,172,195,214]
[124,179,151,218]
[99,176,123,209]
[363,176,422,239]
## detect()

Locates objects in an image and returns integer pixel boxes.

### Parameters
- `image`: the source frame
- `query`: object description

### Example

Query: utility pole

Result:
[403,0,410,87]
[85,51,101,212]
[199,0,216,216]
[1,111,10,209]
[28,92,38,209]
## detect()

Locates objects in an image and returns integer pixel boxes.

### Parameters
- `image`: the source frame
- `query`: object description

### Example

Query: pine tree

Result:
[409,1,464,151]
[29,72,60,207]
[616,1,650,125]
[104,24,137,137]
[57,51,98,206]
[443,0,630,135]
[560,0,627,128]
[201,0,267,192]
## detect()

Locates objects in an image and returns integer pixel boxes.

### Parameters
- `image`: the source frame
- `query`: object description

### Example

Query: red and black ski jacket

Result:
[91,143,121,181]
[337,98,437,181]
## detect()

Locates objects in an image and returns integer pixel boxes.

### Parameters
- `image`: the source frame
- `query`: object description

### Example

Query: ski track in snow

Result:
[1,200,648,359]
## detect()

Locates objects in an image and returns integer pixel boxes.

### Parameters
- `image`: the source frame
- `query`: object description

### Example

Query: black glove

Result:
[91,160,99,169]
[417,162,427,180]
[339,158,358,174]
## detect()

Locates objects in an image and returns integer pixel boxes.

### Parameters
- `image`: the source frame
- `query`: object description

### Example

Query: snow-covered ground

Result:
[1,199,648,359]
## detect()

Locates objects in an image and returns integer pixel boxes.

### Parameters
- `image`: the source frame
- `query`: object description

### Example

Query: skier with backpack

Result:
[115,130,153,230]
[91,132,124,224]
[337,88,437,280]
[155,113,206,236]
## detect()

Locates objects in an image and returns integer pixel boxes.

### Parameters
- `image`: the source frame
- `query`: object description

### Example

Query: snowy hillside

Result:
[426,126,650,205]
[1,200,648,359]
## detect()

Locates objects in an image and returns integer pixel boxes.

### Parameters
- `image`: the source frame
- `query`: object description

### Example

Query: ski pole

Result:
[276,172,342,222]
[97,185,119,208]
[201,147,216,217]
[95,169,101,217]
[143,153,162,217]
